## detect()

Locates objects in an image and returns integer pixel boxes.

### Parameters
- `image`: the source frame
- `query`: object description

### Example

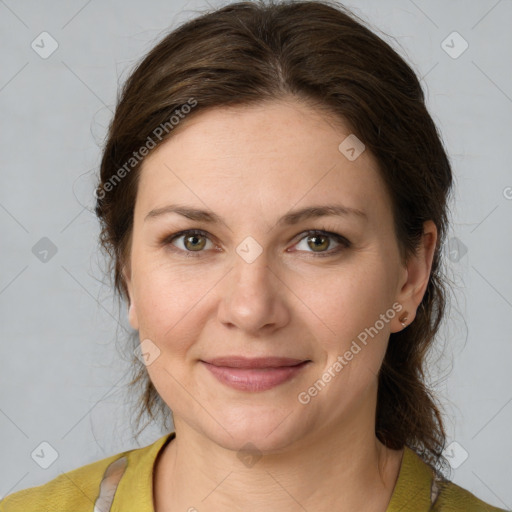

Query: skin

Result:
[123,98,437,511]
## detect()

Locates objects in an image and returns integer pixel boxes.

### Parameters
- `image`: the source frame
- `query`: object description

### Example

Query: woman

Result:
[1,1,506,510]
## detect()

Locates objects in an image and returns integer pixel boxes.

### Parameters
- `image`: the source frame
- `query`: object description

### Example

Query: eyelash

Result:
[161,226,351,259]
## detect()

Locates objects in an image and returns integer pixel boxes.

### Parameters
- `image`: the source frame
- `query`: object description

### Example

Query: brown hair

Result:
[95,0,453,473]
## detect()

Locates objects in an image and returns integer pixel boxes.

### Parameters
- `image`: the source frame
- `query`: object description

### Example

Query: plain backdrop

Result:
[0,0,511,508]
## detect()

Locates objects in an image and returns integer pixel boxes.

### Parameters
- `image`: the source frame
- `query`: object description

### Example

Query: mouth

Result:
[200,356,311,391]
[203,356,309,368]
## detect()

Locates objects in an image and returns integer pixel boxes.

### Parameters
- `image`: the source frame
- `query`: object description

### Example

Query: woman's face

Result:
[124,99,416,452]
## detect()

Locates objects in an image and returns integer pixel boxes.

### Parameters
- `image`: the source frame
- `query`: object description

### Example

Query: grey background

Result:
[1,0,511,508]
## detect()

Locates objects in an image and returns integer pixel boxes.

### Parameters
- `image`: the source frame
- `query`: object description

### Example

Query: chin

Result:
[198,402,308,454]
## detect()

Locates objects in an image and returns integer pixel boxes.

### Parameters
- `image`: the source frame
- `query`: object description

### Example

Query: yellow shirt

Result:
[0,432,507,511]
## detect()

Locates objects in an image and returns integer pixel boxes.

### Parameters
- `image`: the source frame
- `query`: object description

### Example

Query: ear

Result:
[123,262,139,331]
[391,220,437,333]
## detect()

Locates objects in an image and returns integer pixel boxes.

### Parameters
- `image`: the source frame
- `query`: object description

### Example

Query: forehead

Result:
[135,100,391,225]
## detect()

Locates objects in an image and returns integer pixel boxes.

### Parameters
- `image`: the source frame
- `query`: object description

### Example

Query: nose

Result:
[216,250,290,336]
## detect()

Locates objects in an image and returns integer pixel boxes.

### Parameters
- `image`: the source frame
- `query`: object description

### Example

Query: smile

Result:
[200,357,311,392]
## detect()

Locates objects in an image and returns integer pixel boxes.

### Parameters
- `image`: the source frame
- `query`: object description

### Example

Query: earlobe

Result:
[391,304,412,333]
[398,311,409,328]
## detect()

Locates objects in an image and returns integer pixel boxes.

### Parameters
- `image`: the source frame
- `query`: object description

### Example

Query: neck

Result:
[153,401,404,511]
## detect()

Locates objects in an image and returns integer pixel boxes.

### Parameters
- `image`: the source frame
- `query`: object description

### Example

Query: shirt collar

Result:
[385,446,434,511]
[111,431,175,512]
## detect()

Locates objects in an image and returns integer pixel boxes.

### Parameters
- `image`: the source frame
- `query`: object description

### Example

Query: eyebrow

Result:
[144,203,367,226]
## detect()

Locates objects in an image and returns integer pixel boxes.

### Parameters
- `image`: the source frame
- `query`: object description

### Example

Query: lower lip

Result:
[201,361,310,391]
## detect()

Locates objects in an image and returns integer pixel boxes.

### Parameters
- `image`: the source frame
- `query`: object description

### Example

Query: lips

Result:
[200,356,311,391]
[204,356,308,369]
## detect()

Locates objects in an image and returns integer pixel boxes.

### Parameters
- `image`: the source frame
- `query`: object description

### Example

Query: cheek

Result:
[301,258,398,402]
[303,257,395,340]
[133,260,209,352]
[135,267,208,404]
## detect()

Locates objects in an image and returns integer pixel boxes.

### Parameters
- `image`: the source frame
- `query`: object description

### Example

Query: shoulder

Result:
[433,479,509,512]
[0,433,174,512]
[391,446,508,512]
[0,450,128,512]
[0,443,143,512]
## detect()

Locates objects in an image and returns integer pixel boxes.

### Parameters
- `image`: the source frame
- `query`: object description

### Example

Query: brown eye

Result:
[306,233,330,252]
[183,233,207,251]
[293,230,350,256]
[165,229,213,256]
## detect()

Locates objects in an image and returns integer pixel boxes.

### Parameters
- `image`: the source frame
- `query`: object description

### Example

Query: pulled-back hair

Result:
[95,0,453,474]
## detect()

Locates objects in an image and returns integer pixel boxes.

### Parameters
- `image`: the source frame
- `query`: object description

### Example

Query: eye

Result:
[164,229,215,257]
[161,228,351,258]
[292,229,351,257]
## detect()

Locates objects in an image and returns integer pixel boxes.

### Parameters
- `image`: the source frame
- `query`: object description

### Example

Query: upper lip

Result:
[202,357,309,368]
